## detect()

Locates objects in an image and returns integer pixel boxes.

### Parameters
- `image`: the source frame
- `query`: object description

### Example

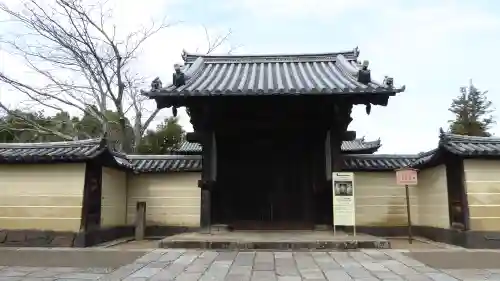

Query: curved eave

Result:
[144,88,404,98]
[144,90,404,110]
[341,147,381,155]
[142,48,406,108]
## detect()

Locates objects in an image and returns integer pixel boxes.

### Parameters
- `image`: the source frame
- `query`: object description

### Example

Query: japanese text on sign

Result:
[396,168,418,186]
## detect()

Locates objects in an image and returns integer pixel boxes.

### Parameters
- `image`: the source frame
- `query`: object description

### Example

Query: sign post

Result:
[332,172,356,236]
[395,168,418,244]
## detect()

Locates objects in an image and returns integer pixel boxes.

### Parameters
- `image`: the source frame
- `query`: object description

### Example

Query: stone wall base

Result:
[0,225,197,248]
[0,230,78,247]
[357,225,500,249]
[5,225,498,249]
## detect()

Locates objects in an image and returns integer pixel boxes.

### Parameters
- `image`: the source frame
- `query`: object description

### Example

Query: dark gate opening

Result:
[213,129,318,230]
[445,154,468,230]
[82,161,102,232]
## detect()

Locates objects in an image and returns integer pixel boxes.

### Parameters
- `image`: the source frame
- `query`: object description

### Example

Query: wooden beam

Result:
[186,132,202,143]
[343,131,356,141]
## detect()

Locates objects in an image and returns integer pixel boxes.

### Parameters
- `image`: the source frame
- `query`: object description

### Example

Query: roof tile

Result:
[2,132,500,173]
[127,155,202,173]
[343,154,418,171]
[172,139,381,154]
[440,133,500,156]
[147,50,405,97]
[0,138,104,162]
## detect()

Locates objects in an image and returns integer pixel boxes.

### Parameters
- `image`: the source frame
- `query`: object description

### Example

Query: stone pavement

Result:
[0,248,499,280]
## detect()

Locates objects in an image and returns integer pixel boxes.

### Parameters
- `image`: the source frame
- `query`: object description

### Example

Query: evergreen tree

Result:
[137,117,185,154]
[448,81,495,137]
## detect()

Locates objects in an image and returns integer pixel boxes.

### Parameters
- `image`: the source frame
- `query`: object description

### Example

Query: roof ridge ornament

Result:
[353,46,360,57]
[383,76,394,88]
[365,103,372,115]
[173,64,186,87]
[150,77,162,92]
[181,49,188,61]
[357,60,371,84]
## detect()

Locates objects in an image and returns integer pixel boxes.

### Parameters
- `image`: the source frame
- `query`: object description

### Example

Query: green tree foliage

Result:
[0,110,79,142]
[137,117,185,154]
[77,106,135,151]
[0,110,185,155]
[448,81,495,137]
[0,0,232,154]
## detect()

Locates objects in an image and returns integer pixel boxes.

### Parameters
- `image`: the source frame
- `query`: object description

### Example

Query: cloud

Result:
[347,1,500,153]
[231,0,377,20]
[2,0,500,153]
[0,0,232,132]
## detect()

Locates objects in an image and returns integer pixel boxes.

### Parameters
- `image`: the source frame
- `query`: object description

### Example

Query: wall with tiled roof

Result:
[171,138,382,155]
[1,131,500,173]
[0,163,86,232]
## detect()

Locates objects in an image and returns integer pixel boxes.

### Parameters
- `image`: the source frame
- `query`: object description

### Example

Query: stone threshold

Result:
[159,240,391,250]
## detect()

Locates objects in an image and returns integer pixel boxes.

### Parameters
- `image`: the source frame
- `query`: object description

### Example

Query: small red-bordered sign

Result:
[396,168,418,186]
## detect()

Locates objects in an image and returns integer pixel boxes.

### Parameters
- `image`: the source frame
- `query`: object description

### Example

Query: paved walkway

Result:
[0,248,499,280]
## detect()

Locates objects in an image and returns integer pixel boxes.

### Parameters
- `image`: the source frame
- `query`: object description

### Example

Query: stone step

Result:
[158,239,391,250]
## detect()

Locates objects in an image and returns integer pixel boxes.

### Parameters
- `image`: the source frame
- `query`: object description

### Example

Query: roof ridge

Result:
[345,154,419,158]
[441,132,500,142]
[182,49,359,61]
[127,154,202,160]
[0,138,102,148]
[362,139,382,144]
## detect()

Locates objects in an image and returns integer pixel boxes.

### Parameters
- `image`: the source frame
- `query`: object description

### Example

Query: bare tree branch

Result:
[0,101,75,140]
[0,0,235,151]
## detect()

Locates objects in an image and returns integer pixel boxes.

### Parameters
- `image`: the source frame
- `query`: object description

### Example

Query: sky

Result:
[1,0,500,154]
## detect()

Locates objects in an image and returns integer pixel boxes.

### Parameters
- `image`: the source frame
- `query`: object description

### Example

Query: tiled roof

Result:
[440,132,500,156]
[131,153,416,173]
[5,132,500,173]
[409,132,500,168]
[343,154,419,171]
[171,138,381,155]
[146,49,405,97]
[0,139,105,163]
[0,138,132,168]
[171,141,201,154]
[341,138,381,153]
[128,155,202,173]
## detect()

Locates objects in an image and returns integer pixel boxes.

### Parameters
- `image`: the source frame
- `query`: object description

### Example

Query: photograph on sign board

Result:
[334,181,353,196]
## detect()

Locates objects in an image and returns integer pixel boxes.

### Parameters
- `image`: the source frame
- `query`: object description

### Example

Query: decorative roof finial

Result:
[181,49,188,61]
[150,77,162,91]
[172,63,186,87]
[383,76,394,88]
[357,60,371,84]
[353,46,360,57]
[439,127,445,135]
[365,103,372,115]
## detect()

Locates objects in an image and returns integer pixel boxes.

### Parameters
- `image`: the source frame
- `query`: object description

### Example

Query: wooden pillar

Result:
[325,129,342,177]
[199,131,217,233]
[302,148,314,227]
[329,129,343,172]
